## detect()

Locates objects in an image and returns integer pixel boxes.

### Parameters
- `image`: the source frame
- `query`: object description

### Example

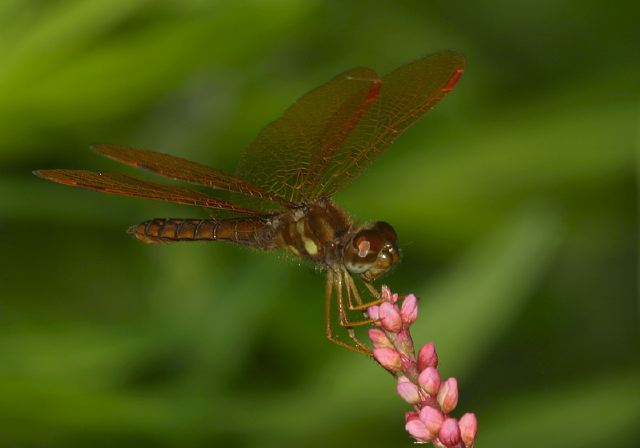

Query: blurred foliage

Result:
[1,0,639,447]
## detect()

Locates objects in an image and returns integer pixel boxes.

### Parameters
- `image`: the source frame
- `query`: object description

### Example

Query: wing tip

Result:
[32,168,82,187]
[442,68,464,92]
[33,169,60,180]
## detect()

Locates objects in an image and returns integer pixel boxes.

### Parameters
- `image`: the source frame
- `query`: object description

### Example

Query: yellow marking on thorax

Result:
[304,238,318,256]
[296,219,318,256]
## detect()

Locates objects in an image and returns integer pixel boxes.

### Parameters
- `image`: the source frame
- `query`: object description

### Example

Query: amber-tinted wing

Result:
[237,50,464,201]
[33,169,261,214]
[236,66,382,203]
[310,51,465,198]
[92,144,292,208]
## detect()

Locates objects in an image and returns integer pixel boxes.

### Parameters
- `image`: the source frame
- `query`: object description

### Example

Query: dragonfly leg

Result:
[335,271,373,353]
[345,272,364,308]
[325,270,371,355]
[344,273,383,311]
[363,280,381,299]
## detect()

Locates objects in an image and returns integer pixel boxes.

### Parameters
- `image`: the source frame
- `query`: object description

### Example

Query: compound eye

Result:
[374,221,397,242]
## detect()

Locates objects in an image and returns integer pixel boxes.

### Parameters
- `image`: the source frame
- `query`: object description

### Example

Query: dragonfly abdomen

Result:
[128,218,277,248]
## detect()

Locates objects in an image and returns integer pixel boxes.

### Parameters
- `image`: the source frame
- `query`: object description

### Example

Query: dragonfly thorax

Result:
[276,201,400,281]
[276,198,351,264]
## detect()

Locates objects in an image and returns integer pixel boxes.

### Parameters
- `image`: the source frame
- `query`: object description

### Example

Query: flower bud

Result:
[396,376,420,405]
[459,413,478,447]
[368,328,392,349]
[373,347,402,371]
[418,405,444,436]
[367,305,380,321]
[437,378,459,414]
[379,302,402,333]
[438,417,461,446]
[417,342,438,371]
[400,294,418,325]
[405,419,431,443]
[418,366,441,396]
[380,285,393,302]
[405,411,419,423]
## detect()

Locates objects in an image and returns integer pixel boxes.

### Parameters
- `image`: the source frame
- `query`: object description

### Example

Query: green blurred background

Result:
[1,0,638,446]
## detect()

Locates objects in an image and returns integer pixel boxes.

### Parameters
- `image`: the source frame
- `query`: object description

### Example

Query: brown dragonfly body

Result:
[129,197,399,280]
[129,198,346,253]
[35,51,465,354]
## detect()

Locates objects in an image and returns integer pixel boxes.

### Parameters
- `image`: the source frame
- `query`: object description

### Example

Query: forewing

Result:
[92,144,290,208]
[236,66,381,203]
[34,169,261,214]
[309,50,465,198]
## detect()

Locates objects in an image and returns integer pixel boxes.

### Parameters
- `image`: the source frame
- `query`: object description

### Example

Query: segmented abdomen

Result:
[128,218,277,248]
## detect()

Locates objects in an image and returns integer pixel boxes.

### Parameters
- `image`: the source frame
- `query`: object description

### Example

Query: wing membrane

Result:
[92,144,290,207]
[37,52,464,212]
[34,169,260,214]
[311,51,465,197]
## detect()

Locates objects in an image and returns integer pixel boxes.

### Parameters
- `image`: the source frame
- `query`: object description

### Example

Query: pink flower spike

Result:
[418,405,444,437]
[368,328,392,349]
[437,378,459,414]
[366,287,477,446]
[373,347,402,371]
[379,302,403,333]
[396,375,420,405]
[418,366,441,396]
[367,305,380,321]
[405,419,432,443]
[438,418,461,447]
[400,294,418,325]
[418,342,438,370]
[459,413,478,447]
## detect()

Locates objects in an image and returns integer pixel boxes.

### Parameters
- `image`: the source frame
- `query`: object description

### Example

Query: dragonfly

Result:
[34,50,464,355]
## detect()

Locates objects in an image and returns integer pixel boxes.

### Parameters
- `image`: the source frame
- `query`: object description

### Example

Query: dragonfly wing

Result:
[92,144,291,208]
[34,169,261,214]
[309,50,465,198]
[236,66,381,203]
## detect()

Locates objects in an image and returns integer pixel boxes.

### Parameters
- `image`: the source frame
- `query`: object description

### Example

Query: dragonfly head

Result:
[344,221,400,282]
